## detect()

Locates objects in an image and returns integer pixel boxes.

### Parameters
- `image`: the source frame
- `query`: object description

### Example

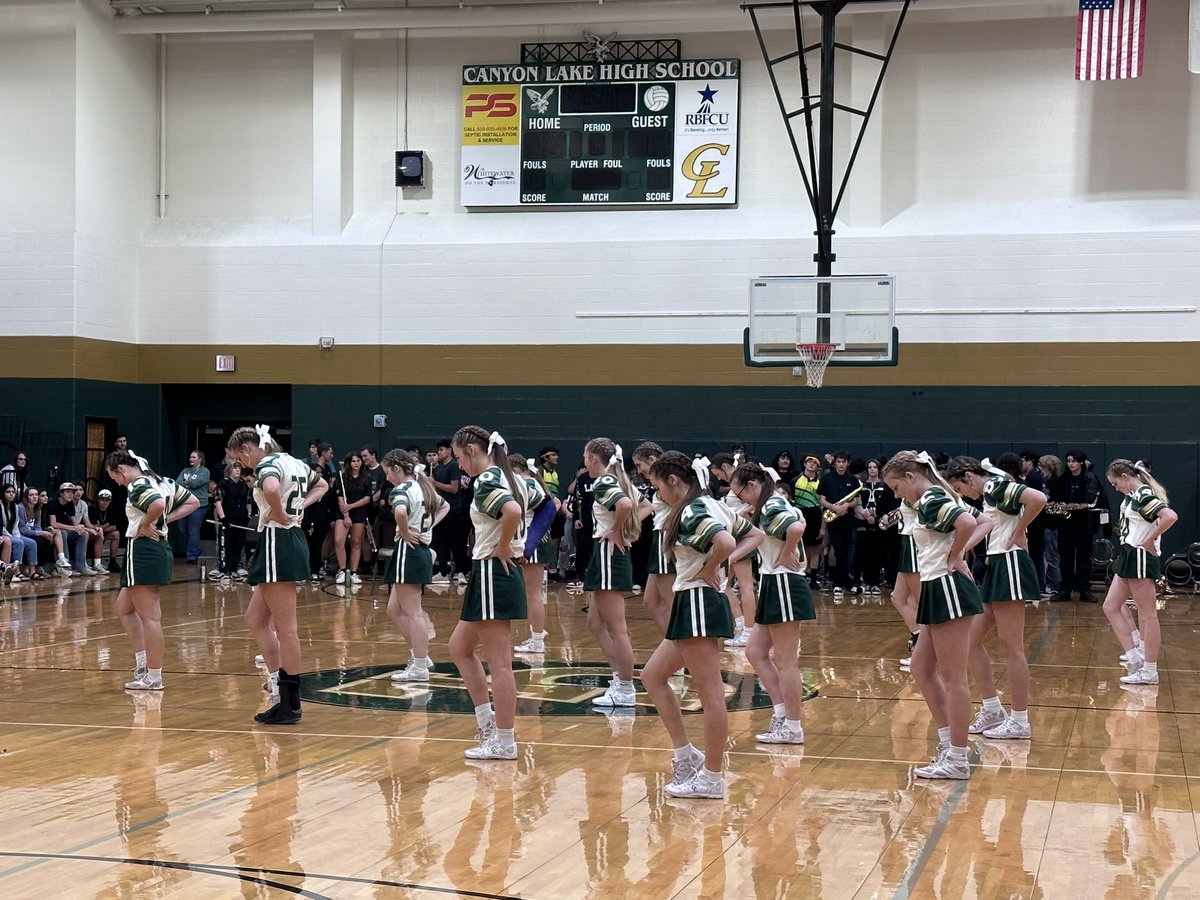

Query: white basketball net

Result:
[795,342,836,388]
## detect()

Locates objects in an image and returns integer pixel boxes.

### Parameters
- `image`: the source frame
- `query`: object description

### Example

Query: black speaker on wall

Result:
[395,150,425,187]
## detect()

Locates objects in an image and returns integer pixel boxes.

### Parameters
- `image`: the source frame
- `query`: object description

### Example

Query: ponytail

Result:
[383,448,440,517]
[729,462,772,526]
[104,449,162,484]
[586,437,642,544]
[454,425,525,515]
[649,451,700,552]
[226,425,281,456]
[1108,458,1169,504]
[508,453,551,505]
[882,450,962,501]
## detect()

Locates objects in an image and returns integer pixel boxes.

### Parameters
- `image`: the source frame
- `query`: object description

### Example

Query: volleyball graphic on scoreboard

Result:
[460,59,740,208]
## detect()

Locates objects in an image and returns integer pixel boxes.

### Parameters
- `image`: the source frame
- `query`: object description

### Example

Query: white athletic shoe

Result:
[982,716,1032,740]
[590,681,636,707]
[669,747,705,787]
[723,627,749,648]
[124,674,165,691]
[899,657,912,669]
[1120,667,1159,685]
[335,570,346,585]
[514,634,546,654]
[756,717,804,745]
[351,572,362,585]
[130,665,147,682]
[1119,640,1146,663]
[431,573,450,584]
[391,659,430,682]
[465,735,516,760]
[454,573,469,585]
[664,769,725,799]
[1123,648,1145,673]
[914,750,970,780]
[967,706,1008,735]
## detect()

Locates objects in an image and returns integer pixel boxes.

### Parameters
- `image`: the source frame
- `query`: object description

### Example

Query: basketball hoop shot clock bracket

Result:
[460,52,741,208]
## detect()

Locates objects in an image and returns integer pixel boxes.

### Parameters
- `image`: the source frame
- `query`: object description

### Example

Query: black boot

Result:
[255,668,302,725]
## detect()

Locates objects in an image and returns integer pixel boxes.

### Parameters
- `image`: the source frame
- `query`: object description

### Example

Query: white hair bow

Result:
[915,450,935,467]
[980,457,1007,477]
[733,452,742,468]
[130,451,151,473]
[1134,459,1148,472]
[612,443,624,467]
[691,455,712,485]
[255,424,272,449]
[487,431,506,454]
[527,457,539,473]
[415,463,427,477]
[763,466,781,482]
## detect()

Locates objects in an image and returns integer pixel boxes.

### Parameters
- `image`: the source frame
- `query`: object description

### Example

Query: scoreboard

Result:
[461,59,739,208]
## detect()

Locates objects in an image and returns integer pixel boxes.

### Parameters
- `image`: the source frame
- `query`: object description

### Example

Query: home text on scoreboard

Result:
[461,58,740,208]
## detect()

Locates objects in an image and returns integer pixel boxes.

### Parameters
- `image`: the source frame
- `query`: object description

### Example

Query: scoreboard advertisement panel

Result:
[461,59,740,208]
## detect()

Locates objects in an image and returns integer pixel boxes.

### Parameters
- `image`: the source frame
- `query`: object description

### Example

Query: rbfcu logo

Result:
[463,163,516,187]
[299,660,775,716]
[685,83,731,127]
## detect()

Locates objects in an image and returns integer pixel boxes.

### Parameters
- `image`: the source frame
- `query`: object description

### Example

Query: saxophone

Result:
[1044,501,1096,519]
[823,486,865,522]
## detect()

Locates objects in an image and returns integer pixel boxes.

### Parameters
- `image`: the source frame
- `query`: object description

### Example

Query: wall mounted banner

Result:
[461,59,740,208]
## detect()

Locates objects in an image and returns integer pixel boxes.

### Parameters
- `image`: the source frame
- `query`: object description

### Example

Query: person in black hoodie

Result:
[1050,449,1103,602]
[214,461,253,580]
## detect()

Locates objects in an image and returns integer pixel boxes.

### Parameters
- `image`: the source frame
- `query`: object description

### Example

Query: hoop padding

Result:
[795,342,836,388]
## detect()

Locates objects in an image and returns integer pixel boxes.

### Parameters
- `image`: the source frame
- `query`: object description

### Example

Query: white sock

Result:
[420,657,432,668]
[57,554,69,565]
[701,766,723,782]
[496,727,515,746]
[937,726,951,744]
[474,703,494,730]
[784,718,802,732]
[1130,628,1141,645]
[773,703,786,717]
[267,671,279,690]
[1011,709,1029,725]
[734,616,745,630]
[947,745,968,760]
[674,743,698,762]
[135,651,147,669]
[147,668,162,681]
[982,696,1003,713]
[1144,661,1158,674]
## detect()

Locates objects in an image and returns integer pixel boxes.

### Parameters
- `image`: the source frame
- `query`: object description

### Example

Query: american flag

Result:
[1077,0,1146,80]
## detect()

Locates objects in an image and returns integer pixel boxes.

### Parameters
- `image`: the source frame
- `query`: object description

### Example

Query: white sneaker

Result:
[454,573,469,585]
[254,654,265,666]
[431,573,450,584]
[1119,640,1146,663]
[465,735,516,760]
[755,715,783,743]
[236,568,248,578]
[514,634,546,654]
[914,750,970,780]
[967,706,1008,735]
[1123,648,1145,673]
[1120,667,1159,685]
[757,718,804,745]
[351,572,362,585]
[669,747,705,787]
[899,657,912,669]
[982,716,1032,740]
[335,570,346,585]
[391,659,430,682]
[664,769,725,799]
[591,680,636,707]
[723,627,749,648]
[124,674,165,691]
[832,587,844,598]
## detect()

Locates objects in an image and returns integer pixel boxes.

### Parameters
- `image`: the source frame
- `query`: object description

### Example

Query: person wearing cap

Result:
[47,483,95,575]
[71,484,106,576]
[90,488,123,573]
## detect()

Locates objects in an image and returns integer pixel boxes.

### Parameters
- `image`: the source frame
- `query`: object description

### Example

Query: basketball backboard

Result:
[744,274,898,368]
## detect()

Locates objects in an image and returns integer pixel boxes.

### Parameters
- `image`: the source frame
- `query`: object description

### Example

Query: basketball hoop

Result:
[795,342,836,388]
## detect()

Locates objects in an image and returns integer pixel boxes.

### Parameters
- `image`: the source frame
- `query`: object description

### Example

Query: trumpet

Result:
[823,486,865,522]
[1044,501,1096,519]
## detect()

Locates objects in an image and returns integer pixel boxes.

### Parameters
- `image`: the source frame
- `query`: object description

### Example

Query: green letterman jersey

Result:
[389,480,445,545]
[254,453,319,530]
[673,496,753,591]
[125,476,193,539]
[1119,485,1167,551]
[982,475,1027,555]
[470,466,528,559]
[913,486,968,581]
[757,494,804,575]
[591,473,628,539]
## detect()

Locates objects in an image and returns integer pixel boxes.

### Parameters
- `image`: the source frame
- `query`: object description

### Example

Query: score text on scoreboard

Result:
[461,59,739,208]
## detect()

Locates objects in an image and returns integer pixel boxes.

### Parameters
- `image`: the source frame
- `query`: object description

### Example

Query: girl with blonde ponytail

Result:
[641,452,763,799]
[383,449,450,685]
[1103,459,1177,685]
[581,437,643,708]
[882,451,984,780]
[448,425,529,762]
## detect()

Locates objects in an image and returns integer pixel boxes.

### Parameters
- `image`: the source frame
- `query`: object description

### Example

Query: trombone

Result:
[823,485,865,522]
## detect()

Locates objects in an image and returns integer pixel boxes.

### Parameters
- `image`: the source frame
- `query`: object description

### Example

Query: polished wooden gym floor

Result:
[2,570,1200,899]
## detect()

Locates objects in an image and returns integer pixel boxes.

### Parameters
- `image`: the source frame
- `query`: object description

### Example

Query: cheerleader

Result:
[1103,460,1177,685]
[640,452,763,798]
[227,425,328,725]
[583,438,642,709]
[385,449,449,684]
[945,454,1045,740]
[104,449,199,691]
[448,426,528,761]
[729,462,812,746]
[882,451,984,780]
[510,454,560,654]
[709,452,758,648]
[887,500,921,669]
[632,442,674,633]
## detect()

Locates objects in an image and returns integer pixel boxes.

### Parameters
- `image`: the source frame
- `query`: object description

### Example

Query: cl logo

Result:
[680,143,730,198]
[464,92,518,118]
